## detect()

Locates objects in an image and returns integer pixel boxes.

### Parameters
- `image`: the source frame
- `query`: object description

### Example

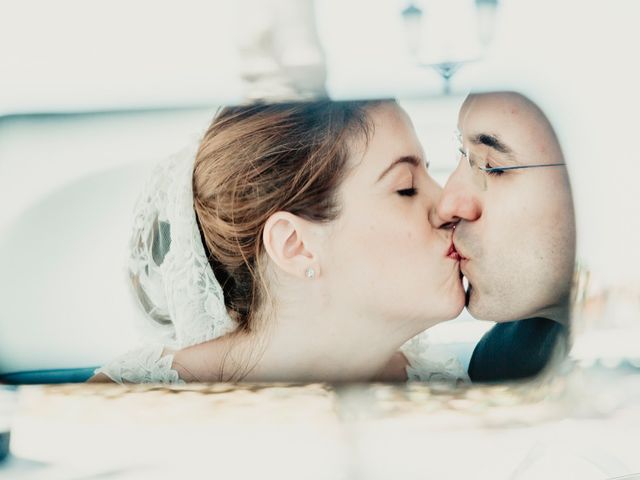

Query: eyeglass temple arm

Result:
[480,163,566,172]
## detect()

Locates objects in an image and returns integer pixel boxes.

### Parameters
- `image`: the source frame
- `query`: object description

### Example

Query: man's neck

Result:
[530,298,570,328]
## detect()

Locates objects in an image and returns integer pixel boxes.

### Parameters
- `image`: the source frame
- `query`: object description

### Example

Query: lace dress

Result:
[95,332,469,385]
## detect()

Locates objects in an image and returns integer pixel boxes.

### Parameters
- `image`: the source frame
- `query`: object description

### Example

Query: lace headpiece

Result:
[128,143,237,348]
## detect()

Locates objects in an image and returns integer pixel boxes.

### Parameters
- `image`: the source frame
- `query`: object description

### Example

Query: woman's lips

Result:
[446,241,467,261]
[446,242,461,261]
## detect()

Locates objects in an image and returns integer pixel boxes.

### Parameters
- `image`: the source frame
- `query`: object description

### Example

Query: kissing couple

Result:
[91,91,575,385]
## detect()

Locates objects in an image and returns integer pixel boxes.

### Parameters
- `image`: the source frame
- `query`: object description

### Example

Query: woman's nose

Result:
[432,169,482,228]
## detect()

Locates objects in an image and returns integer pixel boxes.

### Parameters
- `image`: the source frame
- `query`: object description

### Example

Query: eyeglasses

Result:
[454,132,565,191]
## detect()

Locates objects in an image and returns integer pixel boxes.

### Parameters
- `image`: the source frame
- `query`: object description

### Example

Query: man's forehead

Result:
[457,93,563,163]
[458,92,547,131]
[460,97,545,137]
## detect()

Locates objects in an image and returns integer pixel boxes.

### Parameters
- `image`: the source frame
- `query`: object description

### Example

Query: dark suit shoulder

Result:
[468,317,566,383]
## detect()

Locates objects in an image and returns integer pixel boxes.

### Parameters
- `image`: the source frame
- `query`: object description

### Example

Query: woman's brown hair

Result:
[193,100,382,331]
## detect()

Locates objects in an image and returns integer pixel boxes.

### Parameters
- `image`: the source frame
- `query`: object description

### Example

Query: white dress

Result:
[95,331,470,385]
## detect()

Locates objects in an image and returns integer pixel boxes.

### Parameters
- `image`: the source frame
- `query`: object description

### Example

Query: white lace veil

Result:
[128,142,237,349]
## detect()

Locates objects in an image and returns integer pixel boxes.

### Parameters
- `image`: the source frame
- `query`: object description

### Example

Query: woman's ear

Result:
[263,212,320,279]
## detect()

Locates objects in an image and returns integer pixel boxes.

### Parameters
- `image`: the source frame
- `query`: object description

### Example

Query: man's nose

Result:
[433,169,482,228]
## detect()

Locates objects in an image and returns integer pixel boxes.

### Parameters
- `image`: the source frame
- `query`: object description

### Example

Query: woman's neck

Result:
[172,298,426,383]
[228,311,400,382]
[243,314,401,382]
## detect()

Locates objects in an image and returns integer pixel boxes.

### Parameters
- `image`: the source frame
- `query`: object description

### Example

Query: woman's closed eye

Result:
[397,187,418,197]
[391,166,419,197]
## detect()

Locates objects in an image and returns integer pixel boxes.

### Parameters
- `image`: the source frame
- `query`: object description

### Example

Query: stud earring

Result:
[305,267,316,279]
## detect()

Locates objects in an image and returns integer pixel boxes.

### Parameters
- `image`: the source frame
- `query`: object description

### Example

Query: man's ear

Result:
[263,211,320,279]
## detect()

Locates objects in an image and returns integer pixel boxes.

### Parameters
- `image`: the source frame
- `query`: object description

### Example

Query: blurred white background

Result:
[1,0,640,371]
[1,0,639,267]
[2,4,640,479]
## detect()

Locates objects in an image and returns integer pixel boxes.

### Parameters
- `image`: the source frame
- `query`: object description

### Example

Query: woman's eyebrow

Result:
[376,155,422,182]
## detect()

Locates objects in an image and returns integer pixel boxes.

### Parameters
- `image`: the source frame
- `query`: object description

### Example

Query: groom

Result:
[436,91,576,382]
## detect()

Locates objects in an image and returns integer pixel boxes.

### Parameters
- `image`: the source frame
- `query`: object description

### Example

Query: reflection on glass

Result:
[86,93,576,387]
[571,263,640,369]
[0,94,577,388]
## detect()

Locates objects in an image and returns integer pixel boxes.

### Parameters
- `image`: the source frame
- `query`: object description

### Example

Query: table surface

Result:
[2,365,640,480]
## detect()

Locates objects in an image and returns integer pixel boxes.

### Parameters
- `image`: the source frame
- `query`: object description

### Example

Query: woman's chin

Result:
[418,290,465,326]
[449,293,466,319]
[441,279,466,319]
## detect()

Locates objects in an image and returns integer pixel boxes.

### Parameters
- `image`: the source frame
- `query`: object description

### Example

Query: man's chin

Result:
[464,287,510,322]
[466,296,525,323]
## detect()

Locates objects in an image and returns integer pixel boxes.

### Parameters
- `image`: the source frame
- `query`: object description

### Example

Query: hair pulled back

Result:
[193,100,380,330]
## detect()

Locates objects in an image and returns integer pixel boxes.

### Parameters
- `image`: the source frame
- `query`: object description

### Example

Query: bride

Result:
[90,99,467,384]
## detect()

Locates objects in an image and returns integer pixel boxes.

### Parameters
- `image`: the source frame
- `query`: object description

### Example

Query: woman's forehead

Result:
[358,104,425,166]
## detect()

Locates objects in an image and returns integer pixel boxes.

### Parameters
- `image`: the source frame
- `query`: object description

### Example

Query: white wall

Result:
[2,0,639,370]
